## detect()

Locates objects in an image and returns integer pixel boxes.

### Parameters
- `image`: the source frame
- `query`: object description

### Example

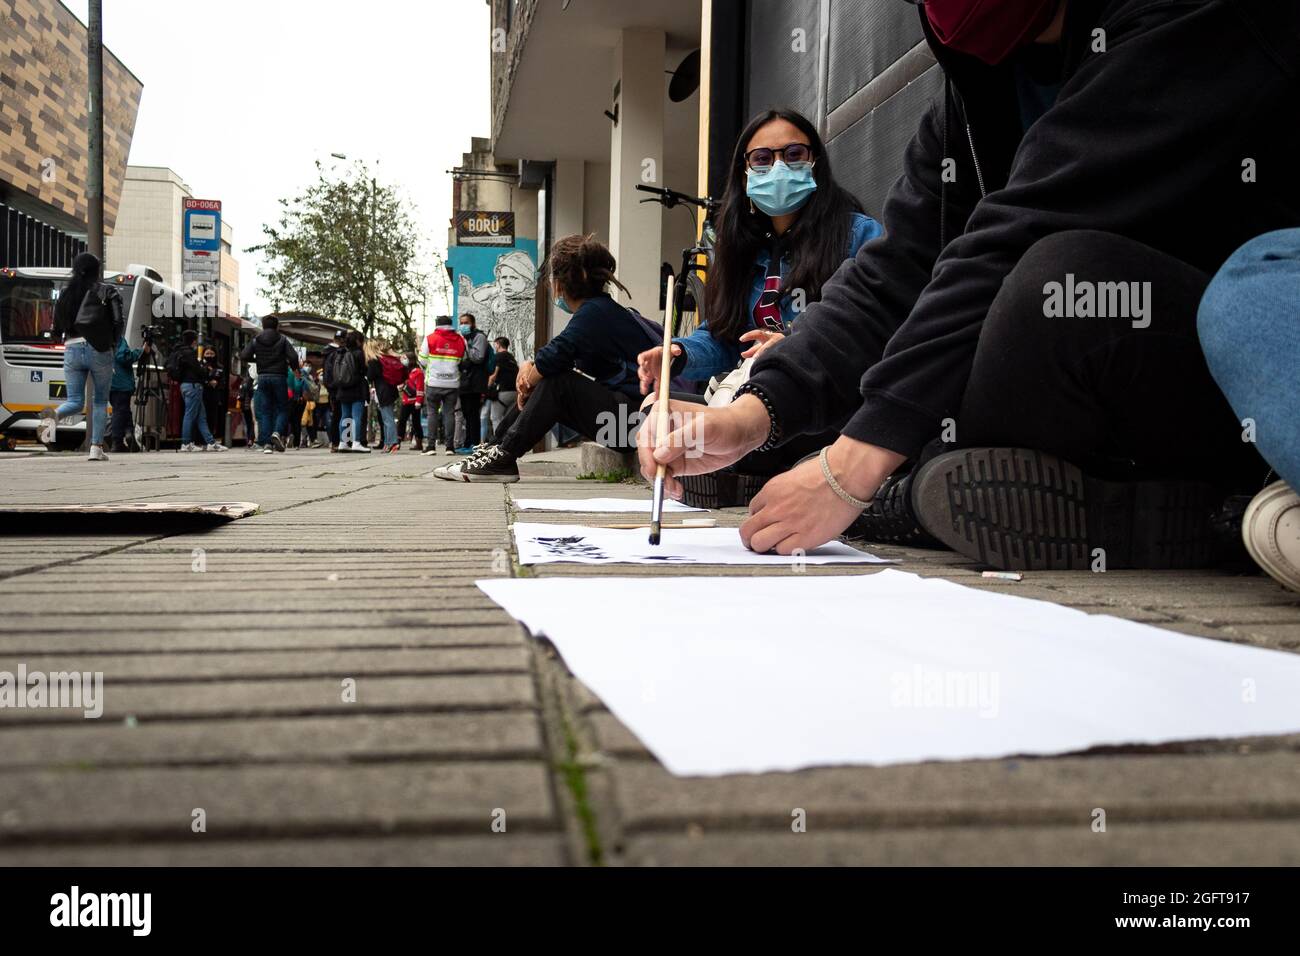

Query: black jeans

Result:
[955,230,1265,489]
[399,402,423,441]
[459,391,483,447]
[499,372,636,459]
[109,389,133,445]
[327,400,341,446]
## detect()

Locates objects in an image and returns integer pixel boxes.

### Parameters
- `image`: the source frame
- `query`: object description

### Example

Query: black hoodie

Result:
[240,328,300,377]
[748,0,1300,458]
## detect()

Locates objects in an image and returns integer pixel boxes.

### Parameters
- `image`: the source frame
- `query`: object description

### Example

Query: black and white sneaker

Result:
[912,447,1226,571]
[454,445,519,483]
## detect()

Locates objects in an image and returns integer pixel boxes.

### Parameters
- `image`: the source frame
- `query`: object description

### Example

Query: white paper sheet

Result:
[477,570,1300,776]
[512,521,892,566]
[512,497,706,513]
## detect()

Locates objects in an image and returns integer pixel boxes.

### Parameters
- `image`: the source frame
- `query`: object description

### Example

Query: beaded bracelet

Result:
[735,382,783,452]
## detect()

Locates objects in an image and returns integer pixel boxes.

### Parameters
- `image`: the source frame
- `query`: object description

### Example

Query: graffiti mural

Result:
[447,241,539,359]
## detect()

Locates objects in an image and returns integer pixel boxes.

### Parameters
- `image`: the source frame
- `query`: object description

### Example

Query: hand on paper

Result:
[637,344,683,395]
[740,438,906,554]
[738,329,784,359]
[637,394,771,499]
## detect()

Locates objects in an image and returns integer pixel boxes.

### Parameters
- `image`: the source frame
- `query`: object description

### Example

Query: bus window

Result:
[0,277,63,343]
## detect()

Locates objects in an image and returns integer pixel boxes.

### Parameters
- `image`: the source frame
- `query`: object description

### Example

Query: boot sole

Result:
[913,448,1221,571]
[678,471,770,509]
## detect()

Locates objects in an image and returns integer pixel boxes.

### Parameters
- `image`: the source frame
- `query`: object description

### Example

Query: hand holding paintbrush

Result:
[649,274,676,546]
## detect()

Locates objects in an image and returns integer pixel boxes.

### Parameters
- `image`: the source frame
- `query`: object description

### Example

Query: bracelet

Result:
[735,383,783,452]
[819,446,873,510]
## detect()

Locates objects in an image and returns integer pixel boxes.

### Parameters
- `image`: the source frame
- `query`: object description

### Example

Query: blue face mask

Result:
[458,324,472,335]
[745,161,817,217]
[554,296,574,315]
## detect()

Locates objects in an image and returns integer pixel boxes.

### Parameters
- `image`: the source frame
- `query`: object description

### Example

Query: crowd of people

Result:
[231,316,518,456]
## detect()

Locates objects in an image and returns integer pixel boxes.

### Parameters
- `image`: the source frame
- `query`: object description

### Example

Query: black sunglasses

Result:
[744,142,815,171]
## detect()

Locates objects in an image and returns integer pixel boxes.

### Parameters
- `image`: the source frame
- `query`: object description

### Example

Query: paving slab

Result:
[2,447,1298,866]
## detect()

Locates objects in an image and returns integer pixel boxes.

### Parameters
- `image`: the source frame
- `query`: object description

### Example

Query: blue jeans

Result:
[181,382,214,445]
[1199,229,1300,490]
[379,403,398,446]
[56,341,113,446]
[254,374,288,446]
[339,400,367,444]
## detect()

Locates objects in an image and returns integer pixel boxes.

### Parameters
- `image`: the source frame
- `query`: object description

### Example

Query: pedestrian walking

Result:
[167,330,226,452]
[457,313,490,450]
[333,329,371,452]
[239,315,300,453]
[38,252,122,461]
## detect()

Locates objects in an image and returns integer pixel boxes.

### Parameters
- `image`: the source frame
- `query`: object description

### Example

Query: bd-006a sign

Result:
[455,211,514,247]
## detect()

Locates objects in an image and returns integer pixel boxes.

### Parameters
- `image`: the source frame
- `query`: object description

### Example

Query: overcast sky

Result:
[65,0,491,318]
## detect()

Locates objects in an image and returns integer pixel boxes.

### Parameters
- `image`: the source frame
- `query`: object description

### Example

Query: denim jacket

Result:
[674,211,883,381]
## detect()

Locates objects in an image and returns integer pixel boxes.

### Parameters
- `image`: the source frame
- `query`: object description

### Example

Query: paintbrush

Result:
[592,518,716,530]
[649,273,676,546]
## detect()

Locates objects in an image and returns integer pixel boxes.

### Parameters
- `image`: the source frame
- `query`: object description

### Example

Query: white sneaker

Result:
[87,445,108,462]
[263,446,275,454]
[38,409,58,445]
[1243,480,1300,593]
[433,461,463,481]
[351,441,372,454]
[179,442,198,452]
[206,442,228,452]
[421,448,439,456]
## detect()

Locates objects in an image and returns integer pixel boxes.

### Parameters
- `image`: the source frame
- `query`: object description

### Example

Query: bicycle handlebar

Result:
[635,184,718,212]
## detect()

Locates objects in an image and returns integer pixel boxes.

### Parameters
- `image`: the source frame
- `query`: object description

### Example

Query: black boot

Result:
[911,447,1231,571]
[678,470,772,509]
[843,469,941,548]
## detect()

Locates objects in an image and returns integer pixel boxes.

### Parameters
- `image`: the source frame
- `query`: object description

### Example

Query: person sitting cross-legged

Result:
[437,235,649,483]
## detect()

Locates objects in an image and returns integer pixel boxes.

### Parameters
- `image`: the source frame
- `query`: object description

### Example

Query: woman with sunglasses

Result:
[636,107,882,505]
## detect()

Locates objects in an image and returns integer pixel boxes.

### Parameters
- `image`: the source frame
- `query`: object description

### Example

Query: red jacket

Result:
[402,366,425,405]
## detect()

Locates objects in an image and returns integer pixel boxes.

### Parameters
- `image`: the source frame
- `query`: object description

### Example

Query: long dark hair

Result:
[702,108,863,345]
[55,251,101,336]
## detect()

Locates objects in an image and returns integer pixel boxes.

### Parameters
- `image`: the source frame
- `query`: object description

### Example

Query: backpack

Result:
[379,354,405,386]
[334,349,361,389]
[73,285,119,352]
[165,346,186,382]
[613,308,692,393]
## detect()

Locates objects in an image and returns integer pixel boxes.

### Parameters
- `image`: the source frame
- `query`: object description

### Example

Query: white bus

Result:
[0,265,252,450]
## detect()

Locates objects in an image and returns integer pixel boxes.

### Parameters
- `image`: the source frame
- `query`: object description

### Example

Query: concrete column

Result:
[608,28,665,319]
[551,159,586,336]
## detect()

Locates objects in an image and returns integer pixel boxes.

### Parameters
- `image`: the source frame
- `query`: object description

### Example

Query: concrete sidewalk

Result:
[0,447,1297,865]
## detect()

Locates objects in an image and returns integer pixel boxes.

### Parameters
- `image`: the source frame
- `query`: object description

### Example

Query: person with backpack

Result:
[366,339,405,453]
[419,316,466,455]
[239,314,300,453]
[457,313,490,449]
[437,236,647,483]
[332,329,371,452]
[398,351,425,451]
[108,333,150,453]
[165,330,226,452]
[321,329,345,451]
[38,252,123,461]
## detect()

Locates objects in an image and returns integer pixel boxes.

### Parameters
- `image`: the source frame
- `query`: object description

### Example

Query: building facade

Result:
[105,165,240,316]
[0,0,142,265]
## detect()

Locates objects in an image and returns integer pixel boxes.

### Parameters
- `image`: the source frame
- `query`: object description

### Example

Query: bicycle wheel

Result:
[674,269,707,338]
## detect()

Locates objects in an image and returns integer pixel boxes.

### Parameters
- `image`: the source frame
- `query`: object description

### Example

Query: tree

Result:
[250,160,432,343]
